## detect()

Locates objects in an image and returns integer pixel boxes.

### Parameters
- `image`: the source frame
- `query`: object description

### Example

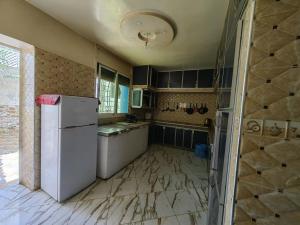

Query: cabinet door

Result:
[169,71,183,88]
[157,72,169,88]
[175,129,184,147]
[183,129,192,148]
[148,125,156,145]
[151,68,158,87]
[164,127,176,146]
[192,131,208,148]
[198,69,214,88]
[183,70,197,88]
[133,66,149,85]
[153,125,164,144]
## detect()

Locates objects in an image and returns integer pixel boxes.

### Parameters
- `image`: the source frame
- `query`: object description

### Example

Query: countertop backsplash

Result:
[153,92,216,125]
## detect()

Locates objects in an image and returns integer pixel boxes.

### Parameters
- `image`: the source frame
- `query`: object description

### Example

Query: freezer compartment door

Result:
[58,125,97,202]
[59,96,98,128]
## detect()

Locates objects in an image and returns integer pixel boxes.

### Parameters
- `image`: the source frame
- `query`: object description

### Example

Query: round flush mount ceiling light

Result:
[120,11,175,48]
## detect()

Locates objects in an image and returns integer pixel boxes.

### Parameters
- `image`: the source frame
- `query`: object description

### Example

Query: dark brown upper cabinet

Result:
[132,65,157,88]
[157,72,169,88]
[198,69,214,88]
[169,71,183,88]
[182,70,198,88]
[133,66,148,85]
[151,68,158,87]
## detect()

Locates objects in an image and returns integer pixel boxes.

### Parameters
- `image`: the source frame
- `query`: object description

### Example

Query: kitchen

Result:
[0,0,299,225]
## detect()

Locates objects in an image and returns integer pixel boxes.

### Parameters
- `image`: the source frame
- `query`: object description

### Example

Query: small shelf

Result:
[155,88,215,93]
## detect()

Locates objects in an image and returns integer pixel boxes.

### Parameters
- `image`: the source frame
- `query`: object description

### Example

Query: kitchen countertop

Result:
[98,121,150,137]
[152,120,209,131]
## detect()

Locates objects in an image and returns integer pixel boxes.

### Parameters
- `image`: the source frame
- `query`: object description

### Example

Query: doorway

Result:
[0,43,20,188]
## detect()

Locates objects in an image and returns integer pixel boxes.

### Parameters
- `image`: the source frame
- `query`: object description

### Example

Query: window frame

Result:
[96,63,130,118]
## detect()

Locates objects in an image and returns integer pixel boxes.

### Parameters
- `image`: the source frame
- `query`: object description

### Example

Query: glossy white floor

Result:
[0,145,209,225]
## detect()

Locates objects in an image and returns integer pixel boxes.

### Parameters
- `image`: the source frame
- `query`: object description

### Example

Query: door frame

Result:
[222,1,256,224]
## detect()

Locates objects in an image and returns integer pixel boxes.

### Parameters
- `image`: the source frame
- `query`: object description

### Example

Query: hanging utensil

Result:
[165,102,170,112]
[198,103,204,114]
[169,102,176,112]
[203,103,209,114]
[161,102,165,112]
[186,103,194,115]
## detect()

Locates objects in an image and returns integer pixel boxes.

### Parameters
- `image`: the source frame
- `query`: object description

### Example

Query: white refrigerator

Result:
[41,95,98,202]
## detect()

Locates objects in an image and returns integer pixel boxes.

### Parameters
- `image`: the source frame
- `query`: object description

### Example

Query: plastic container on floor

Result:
[195,144,208,159]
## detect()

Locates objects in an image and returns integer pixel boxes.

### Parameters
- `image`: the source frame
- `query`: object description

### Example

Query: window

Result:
[117,74,130,113]
[97,64,130,115]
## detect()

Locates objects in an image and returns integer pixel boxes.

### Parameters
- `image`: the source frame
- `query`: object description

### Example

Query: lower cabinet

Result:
[192,131,208,148]
[150,125,164,144]
[164,127,176,145]
[175,129,184,147]
[149,124,208,150]
[183,130,192,148]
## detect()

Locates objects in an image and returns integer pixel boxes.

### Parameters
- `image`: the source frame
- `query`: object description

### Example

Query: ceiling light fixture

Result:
[120,11,175,48]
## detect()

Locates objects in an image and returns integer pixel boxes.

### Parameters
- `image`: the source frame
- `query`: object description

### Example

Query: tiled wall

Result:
[153,93,216,125]
[32,48,95,189]
[19,45,35,190]
[234,0,300,224]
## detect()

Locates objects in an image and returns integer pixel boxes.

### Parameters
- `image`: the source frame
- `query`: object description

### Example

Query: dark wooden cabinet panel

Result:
[151,68,158,87]
[164,127,176,146]
[157,72,169,88]
[197,69,214,88]
[183,70,197,88]
[192,131,208,148]
[175,129,184,147]
[133,66,148,85]
[169,71,183,88]
[183,130,192,148]
[154,125,164,144]
[148,125,155,145]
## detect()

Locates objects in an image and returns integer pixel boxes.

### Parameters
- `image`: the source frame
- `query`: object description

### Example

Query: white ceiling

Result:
[27,0,229,70]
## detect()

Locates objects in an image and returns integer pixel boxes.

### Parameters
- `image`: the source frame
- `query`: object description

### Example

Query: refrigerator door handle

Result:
[63,123,96,129]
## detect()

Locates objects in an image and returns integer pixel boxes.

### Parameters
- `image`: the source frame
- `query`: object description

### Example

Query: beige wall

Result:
[96,45,132,78]
[0,0,132,189]
[0,0,132,75]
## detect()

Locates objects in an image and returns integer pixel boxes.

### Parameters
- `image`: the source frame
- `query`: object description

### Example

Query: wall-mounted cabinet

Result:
[131,88,156,109]
[183,70,198,88]
[157,72,169,88]
[132,66,215,93]
[149,124,208,150]
[169,71,182,88]
[132,65,158,89]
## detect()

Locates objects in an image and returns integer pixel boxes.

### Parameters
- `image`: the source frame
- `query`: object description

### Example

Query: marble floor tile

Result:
[0,201,77,225]
[111,178,137,197]
[158,173,207,192]
[165,190,201,215]
[127,216,179,225]
[113,164,136,179]
[134,163,160,179]
[139,192,174,220]
[176,211,207,225]
[158,174,187,191]
[0,184,31,209]
[189,188,208,211]
[107,195,142,225]
[4,189,56,209]
[0,145,209,225]
[136,176,163,194]
[71,179,112,201]
[67,198,109,225]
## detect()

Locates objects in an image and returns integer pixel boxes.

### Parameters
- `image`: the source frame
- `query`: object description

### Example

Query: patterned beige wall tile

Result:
[153,92,216,125]
[235,1,300,223]
[32,48,96,189]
